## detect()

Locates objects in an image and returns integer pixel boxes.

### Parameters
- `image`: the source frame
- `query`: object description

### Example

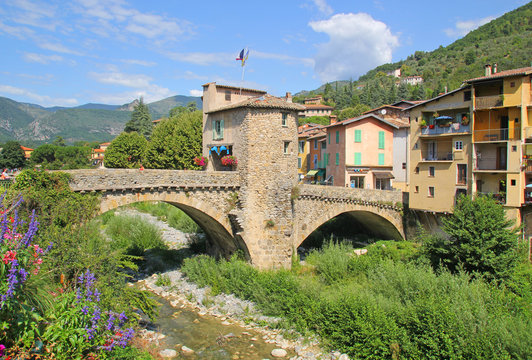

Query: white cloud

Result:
[309,13,399,82]
[90,86,172,105]
[73,0,194,43]
[253,50,314,67]
[189,89,202,96]
[38,41,84,55]
[0,84,78,106]
[121,59,156,67]
[444,16,495,38]
[312,0,333,16]
[179,71,208,81]
[163,51,235,66]
[0,20,34,39]
[89,71,153,88]
[23,52,63,64]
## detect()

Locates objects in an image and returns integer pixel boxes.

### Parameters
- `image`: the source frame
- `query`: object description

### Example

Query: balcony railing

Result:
[477,192,506,204]
[420,123,470,136]
[421,151,454,162]
[475,95,503,109]
[473,128,520,142]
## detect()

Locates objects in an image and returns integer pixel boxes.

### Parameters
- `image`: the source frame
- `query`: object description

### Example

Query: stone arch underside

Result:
[296,206,404,248]
[98,190,251,260]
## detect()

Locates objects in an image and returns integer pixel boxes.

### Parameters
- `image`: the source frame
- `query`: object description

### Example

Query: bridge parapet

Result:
[63,169,240,192]
[297,184,403,210]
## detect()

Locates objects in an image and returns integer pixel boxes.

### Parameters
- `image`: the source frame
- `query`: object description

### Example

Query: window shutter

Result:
[355,129,362,143]
[378,131,385,149]
[212,120,216,140]
[336,131,340,144]
[355,152,361,165]
[220,119,224,138]
[335,152,339,165]
[378,153,385,165]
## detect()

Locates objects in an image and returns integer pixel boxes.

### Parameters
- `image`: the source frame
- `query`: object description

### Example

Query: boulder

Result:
[271,348,288,358]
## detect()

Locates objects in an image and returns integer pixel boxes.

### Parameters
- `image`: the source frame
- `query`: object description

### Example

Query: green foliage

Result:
[169,101,199,117]
[31,144,92,169]
[104,132,147,168]
[155,274,172,287]
[0,140,26,169]
[422,195,519,282]
[181,246,532,360]
[129,201,200,233]
[124,98,153,139]
[105,214,167,256]
[305,240,353,285]
[143,110,202,170]
[298,115,330,126]
[338,104,371,121]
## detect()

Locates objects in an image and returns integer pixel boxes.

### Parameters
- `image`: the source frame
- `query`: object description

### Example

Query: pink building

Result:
[325,114,402,189]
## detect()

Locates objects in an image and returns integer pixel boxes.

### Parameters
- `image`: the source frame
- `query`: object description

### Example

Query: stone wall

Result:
[64,169,240,191]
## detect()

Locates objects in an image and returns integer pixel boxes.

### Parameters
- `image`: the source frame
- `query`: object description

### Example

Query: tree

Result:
[30,144,56,164]
[104,132,147,168]
[338,104,371,121]
[422,194,519,282]
[0,141,26,169]
[143,111,202,170]
[52,136,66,147]
[124,97,152,139]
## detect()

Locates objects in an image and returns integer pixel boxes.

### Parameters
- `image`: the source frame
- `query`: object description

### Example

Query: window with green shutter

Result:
[326,153,330,165]
[336,131,339,144]
[378,153,385,165]
[355,129,361,143]
[335,152,339,165]
[298,157,301,168]
[212,119,224,140]
[354,152,361,165]
[378,131,384,149]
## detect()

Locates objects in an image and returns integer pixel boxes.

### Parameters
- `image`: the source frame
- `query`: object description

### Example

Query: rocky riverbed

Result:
[116,208,350,360]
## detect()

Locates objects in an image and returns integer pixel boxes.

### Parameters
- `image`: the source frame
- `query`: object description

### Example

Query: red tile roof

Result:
[20,146,33,151]
[465,66,532,83]
[202,82,267,94]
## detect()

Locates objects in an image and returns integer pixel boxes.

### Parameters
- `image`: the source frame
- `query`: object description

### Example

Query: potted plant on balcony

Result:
[221,155,238,170]
[461,114,470,126]
[419,119,427,128]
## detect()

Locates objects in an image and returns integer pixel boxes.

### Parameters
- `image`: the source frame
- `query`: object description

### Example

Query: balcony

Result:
[420,123,470,136]
[477,192,506,204]
[421,151,454,162]
[475,95,503,110]
[473,128,520,142]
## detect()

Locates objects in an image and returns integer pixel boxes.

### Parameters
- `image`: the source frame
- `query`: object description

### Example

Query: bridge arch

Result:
[296,207,403,248]
[97,189,250,260]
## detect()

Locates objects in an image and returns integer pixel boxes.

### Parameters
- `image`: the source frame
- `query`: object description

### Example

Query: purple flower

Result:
[0,344,5,356]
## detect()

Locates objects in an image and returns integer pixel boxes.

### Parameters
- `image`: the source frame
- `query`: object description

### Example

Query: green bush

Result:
[305,240,353,284]
[105,215,167,256]
[130,201,200,233]
[181,246,532,359]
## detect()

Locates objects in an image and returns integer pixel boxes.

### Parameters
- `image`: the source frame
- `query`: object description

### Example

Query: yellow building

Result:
[297,123,324,182]
[409,65,532,228]
[408,86,473,213]
[466,65,532,222]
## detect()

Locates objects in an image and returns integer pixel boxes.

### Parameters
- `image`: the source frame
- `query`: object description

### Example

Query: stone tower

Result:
[202,83,305,268]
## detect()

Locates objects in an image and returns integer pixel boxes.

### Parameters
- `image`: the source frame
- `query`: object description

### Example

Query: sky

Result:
[0,0,528,107]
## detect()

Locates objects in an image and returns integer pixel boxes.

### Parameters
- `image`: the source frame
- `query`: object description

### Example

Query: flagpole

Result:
[240,65,245,96]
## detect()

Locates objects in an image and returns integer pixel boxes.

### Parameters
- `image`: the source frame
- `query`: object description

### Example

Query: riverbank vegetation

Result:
[181,195,531,359]
[0,170,157,358]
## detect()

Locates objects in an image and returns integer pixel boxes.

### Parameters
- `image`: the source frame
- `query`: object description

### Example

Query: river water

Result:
[151,295,292,359]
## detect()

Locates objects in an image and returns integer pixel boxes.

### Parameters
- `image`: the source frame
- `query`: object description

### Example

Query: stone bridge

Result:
[66,169,404,269]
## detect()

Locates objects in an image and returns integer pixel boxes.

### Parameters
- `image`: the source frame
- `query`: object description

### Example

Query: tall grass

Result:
[130,201,200,233]
[105,214,167,256]
[181,244,532,359]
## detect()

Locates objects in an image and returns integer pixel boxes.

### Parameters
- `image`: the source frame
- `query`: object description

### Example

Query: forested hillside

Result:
[296,2,532,113]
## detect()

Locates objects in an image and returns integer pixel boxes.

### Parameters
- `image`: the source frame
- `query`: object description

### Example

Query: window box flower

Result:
[221,155,237,168]
[193,156,208,169]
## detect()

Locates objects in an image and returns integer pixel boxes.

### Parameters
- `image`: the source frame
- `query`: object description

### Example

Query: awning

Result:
[316,169,325,177]
[306,170,319,176]
[373,171,394,179]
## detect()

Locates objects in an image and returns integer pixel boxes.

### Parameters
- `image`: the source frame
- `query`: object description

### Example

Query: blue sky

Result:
[0,0,528,107]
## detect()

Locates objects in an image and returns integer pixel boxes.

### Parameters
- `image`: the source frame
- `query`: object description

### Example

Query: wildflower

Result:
[0,344,5,356]
[3,250,16,264]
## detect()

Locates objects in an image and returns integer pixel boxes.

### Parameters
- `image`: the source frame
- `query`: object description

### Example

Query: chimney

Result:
[329,115,338,125]
[485,64,492,76]
[493,63,498,74]
[285,92,292,103]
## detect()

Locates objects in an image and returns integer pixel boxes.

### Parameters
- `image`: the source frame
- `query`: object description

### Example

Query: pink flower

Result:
[3,250,16,265]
